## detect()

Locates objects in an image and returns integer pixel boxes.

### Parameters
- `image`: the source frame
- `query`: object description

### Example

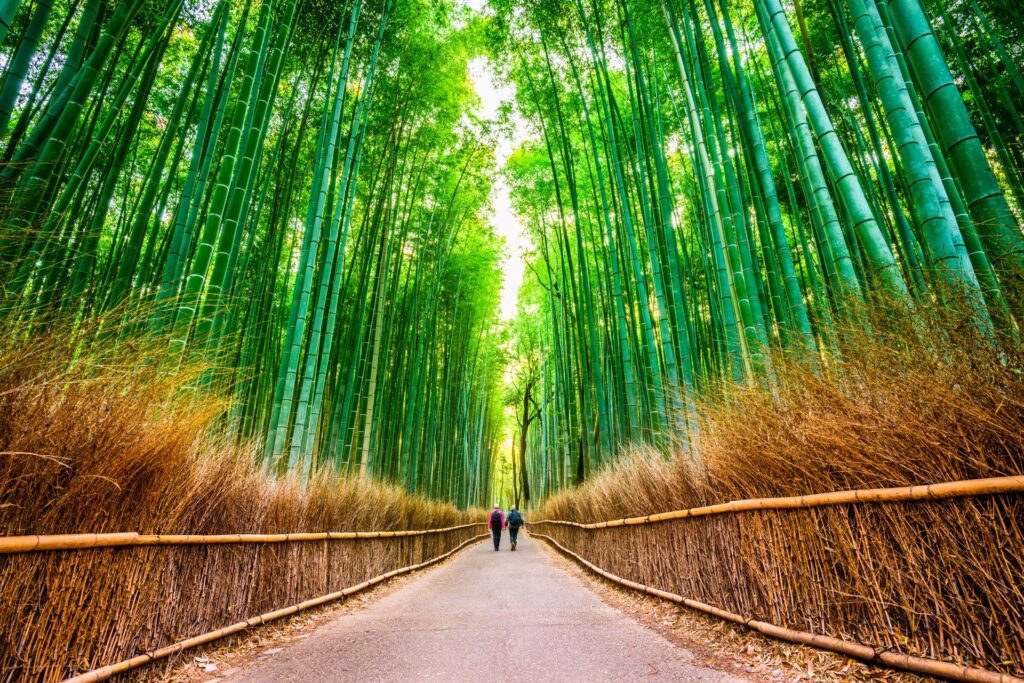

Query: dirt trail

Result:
[229,534,748,682]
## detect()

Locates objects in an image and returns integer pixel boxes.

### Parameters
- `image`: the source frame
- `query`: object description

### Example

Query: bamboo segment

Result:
[531,475,1024,528]
[532,533,1023,683]
[0,523,487,554]
[61,534,489,683]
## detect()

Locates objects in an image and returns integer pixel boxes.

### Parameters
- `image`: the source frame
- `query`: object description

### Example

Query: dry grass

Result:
[537,307,1024,677]
[0,321,478,682]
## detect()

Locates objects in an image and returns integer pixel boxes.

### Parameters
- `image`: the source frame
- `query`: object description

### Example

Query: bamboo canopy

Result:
[530,475,1024,528]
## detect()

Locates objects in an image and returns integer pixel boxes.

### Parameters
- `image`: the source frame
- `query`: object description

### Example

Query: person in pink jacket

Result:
[487,504,505,551]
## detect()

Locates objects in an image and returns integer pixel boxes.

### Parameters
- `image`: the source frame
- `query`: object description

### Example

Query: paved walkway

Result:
[232,534,747,682]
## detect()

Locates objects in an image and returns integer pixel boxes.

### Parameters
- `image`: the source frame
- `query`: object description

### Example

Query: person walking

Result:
[507,506,524,551]
[487,504,505,551]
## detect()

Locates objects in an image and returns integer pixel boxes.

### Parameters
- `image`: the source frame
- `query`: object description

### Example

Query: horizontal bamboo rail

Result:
[61,533,490,683]
[532,532,1023,683]
[0,522,486,554]
[531,474,1024,529]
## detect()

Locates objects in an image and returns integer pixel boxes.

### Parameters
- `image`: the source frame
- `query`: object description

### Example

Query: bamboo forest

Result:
[2,0,1024,679]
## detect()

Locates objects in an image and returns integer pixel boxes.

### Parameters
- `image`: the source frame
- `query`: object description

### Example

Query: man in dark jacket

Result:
[487,504,505,551]
[507,506,524,551]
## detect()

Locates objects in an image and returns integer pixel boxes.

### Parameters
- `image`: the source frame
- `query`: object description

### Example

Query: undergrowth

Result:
[0,317,472,535]
[542,303,1024,520]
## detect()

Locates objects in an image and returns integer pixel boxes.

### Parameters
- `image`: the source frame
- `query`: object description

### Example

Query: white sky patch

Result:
[467,56,530,322]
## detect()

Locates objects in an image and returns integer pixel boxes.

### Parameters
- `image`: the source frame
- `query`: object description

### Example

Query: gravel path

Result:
[230,534,747,682]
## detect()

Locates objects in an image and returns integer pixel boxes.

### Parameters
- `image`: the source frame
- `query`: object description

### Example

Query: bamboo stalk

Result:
[530,475,1024,529]
[61,533,489,683]
[0,523,487,554]
[532,532,1023,683]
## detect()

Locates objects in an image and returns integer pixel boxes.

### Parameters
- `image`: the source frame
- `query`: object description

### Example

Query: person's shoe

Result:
[511,541,517,550]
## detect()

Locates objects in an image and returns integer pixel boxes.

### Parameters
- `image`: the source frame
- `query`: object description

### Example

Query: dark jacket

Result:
[488,509,505,530]
[507,510,524,528]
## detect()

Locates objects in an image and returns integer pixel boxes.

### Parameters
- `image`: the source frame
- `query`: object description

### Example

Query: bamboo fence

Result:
[0,523,486,682]
[533,532,1021,683]
[61,533,488,683]
[530,475,1024,680]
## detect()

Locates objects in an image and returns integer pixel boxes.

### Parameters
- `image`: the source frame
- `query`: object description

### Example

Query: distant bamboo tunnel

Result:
[61,534,489,683]
[532,533,1023,683]
[531,474,1024,527]
[0,522,487,554]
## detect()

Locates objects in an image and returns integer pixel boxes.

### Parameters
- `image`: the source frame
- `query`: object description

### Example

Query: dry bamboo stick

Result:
[61,533,490,683]
[531,475,1024,529]
[531,532,1023,683]
[0,523,487,554]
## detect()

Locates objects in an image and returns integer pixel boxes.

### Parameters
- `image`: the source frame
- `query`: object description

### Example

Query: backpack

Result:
[508,510,523,528]
[489,509,503,529]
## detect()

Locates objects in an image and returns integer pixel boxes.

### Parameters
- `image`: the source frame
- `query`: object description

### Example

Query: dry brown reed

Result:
[0,321,479,682]
[536,306,1024,677]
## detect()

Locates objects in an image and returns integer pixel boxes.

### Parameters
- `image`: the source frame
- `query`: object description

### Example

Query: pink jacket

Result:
[487,509,505,530]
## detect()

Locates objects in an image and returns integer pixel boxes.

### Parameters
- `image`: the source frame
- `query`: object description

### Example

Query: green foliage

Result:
[495,0,1024,500]
[0,0,506,507]
[0,0,1022,508]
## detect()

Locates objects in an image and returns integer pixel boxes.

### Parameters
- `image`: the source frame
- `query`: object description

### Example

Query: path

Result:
[231,534,747,682]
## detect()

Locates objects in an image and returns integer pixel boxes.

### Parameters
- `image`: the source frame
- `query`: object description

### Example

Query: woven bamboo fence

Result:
[530,475,1024,681]
[0,522,485,682]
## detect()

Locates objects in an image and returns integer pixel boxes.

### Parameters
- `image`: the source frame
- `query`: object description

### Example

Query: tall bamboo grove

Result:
[493,0,1024,501]
[0,0,1022,505]
[0,0,506,506]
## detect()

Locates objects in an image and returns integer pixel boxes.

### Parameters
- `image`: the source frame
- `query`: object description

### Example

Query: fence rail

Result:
[0,522,486,554]
[530,474,1024,528]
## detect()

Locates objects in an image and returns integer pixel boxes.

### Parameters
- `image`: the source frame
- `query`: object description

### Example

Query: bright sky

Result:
[462,1,532,497]
[467,55,530,321]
